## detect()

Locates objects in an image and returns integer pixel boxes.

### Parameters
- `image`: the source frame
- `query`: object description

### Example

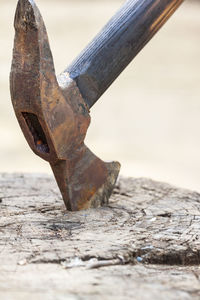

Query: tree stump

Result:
[0,173,200,299]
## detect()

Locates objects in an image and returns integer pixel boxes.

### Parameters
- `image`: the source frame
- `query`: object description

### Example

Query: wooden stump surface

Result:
[0,173,200,299]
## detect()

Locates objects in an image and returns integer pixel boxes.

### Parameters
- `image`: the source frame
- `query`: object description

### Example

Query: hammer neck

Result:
[57,73,90,113]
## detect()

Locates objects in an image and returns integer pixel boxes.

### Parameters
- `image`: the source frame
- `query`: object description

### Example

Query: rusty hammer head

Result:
[10,0,120,211]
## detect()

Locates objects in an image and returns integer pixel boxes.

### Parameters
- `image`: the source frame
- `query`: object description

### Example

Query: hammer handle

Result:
[64,0,183,108]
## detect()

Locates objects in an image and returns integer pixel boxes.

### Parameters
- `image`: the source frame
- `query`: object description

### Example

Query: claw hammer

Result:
[10,0,183,211]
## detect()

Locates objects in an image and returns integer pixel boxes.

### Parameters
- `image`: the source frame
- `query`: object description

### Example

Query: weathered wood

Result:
[65,0,183,108]
[0,173,200,299]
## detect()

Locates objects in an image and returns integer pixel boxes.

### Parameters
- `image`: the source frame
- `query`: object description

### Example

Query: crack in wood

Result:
[0,174,200,299]
[1,173,200,299]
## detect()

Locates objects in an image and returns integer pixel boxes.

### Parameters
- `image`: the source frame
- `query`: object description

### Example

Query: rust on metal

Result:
[10,0,183,211]
[10,0,120,211]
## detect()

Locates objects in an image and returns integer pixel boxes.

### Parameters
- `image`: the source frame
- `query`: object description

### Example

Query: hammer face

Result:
[10,0,120,211]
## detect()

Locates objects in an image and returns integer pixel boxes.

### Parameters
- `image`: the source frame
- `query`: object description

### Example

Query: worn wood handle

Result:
[63,0,183,108]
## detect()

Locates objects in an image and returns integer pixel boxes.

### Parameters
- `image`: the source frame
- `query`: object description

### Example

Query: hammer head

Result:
[10,0,120,211]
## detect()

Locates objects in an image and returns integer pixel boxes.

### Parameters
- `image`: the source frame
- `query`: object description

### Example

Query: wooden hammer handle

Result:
[63,0,183,108]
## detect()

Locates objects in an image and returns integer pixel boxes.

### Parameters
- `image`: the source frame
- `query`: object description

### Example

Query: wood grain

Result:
[0,173,200,299]
[64,0,183,108]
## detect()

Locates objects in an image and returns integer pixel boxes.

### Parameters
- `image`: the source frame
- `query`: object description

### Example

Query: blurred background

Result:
[0,0,200,191]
